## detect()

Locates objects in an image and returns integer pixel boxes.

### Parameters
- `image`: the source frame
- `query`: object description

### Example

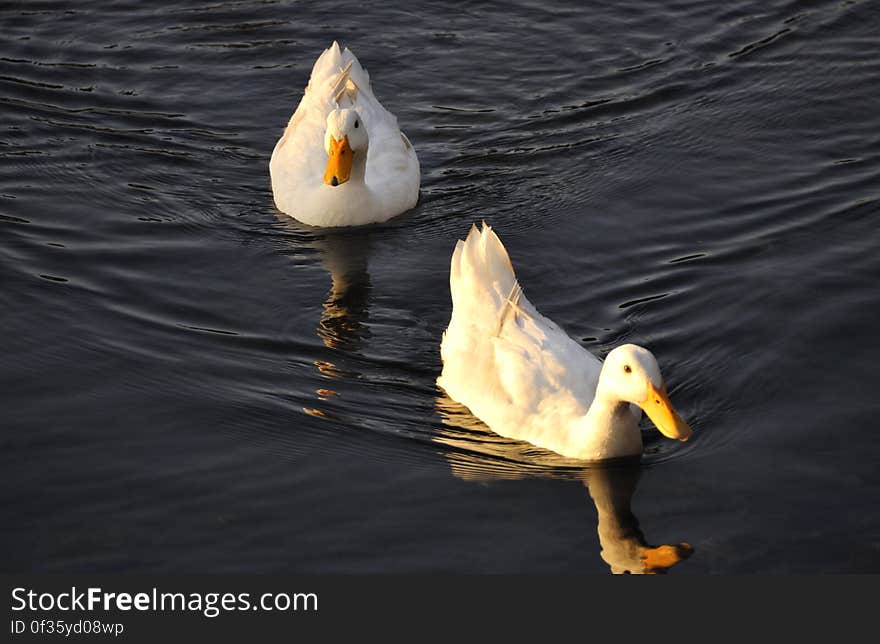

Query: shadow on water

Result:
[270,209,376,354]
[310,228,375,407]
[270,211,385,418]
[436,394,693,574]
[313,230,374,352]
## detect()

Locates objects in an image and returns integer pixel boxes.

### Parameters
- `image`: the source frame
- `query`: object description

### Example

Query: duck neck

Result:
[570,388,642,460]
[323,145,378,226]
[351,144,369,185]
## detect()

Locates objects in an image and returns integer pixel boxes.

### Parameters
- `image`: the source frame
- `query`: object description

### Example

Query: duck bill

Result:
[323,135,353,187]
[641,382,692,441]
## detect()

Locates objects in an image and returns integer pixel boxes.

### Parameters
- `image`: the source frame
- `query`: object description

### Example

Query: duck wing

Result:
[438,224,602,447]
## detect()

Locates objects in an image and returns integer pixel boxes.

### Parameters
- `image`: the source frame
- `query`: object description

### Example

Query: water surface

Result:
[2,0,879,573]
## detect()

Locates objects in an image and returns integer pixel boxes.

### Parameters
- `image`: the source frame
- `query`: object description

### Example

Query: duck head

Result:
[323,107,368,187]
[598,344,692,441]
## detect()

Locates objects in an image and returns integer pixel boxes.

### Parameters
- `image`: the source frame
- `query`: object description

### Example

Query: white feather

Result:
[269,42,420,227]
[438,224,689,460]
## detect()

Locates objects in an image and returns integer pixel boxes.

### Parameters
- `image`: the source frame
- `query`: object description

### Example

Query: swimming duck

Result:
[269,42,420,226]
[437,223,692,461]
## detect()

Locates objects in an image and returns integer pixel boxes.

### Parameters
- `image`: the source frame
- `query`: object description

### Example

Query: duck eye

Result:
[354,120,359,128]
[623,365,632,374]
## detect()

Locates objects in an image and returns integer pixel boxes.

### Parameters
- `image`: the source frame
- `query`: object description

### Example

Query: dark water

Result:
[2,0,879,573]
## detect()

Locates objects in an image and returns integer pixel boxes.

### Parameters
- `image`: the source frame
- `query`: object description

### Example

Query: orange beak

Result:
[640,381,692,441]
[323,135,353,187]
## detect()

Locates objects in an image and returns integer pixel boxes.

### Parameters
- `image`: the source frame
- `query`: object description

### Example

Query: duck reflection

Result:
[313,230,373,352]
[585,465,693,574]
[273,215,376,417]
[436,394,693,574]
[302,229,375,416]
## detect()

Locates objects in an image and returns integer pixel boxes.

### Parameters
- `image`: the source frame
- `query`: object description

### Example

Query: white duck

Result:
[269,42,420,227]
[438,223,692,461]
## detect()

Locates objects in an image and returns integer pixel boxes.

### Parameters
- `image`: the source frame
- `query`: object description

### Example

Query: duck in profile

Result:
[269,42,420,227]
[437,223,692,461]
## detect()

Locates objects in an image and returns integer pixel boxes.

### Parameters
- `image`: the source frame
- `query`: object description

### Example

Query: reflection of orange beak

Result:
[641,543,694,573]
[640,382,692,441]
[323,135,353,186]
